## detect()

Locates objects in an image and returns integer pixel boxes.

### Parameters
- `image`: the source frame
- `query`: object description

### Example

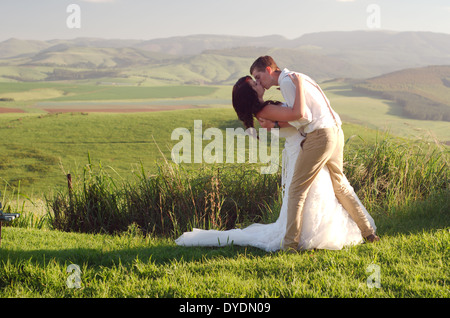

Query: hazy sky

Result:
[1,0,450,42]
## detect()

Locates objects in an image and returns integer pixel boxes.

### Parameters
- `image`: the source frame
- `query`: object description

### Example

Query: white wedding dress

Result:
[176,124,376,252]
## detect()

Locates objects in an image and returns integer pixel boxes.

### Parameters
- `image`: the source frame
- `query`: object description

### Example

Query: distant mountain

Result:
[1,31,450,83]
[134,34,290,56]
[0,38,50,58]
[289,31,450,75]
[0,37,143,59]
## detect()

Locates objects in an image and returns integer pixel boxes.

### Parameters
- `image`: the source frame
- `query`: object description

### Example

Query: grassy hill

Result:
[0,38,50,59]
[2,31,450,84]
[134,34,289,55]
[353,65,450,121]
[0,108,239,194]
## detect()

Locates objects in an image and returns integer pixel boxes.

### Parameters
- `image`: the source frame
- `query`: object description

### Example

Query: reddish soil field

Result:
[42,105,195,113]
[0,107,26,113]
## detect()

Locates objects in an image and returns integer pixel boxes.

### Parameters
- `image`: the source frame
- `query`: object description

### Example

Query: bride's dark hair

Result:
[232,76,281,130]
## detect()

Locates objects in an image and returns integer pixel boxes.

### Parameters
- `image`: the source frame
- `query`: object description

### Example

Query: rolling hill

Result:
[133,34,290,55]
[1,31,450,84]
[353,65,450,121]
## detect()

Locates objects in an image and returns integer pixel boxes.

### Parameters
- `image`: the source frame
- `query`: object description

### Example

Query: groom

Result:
[250,56,379,251]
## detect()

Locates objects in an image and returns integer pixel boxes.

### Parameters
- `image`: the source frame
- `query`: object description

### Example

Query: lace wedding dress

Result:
[175,125,376,252]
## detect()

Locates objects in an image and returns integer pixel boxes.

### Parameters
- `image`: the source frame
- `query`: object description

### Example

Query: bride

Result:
[175,74,377,252]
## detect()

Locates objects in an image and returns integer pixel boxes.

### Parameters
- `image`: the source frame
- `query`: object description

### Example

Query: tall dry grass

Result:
[4,133,448,238]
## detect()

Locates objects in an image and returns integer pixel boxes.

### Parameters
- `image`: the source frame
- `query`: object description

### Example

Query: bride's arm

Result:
[255,74,306,122]
[257,117,291,129]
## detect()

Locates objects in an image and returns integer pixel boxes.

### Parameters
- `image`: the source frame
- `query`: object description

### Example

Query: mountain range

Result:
[1,30,450,84]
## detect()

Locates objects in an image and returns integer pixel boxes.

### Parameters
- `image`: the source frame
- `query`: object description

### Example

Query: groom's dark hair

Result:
[250,56,281,74]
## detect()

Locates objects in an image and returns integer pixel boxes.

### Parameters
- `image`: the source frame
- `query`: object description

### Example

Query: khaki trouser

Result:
[284,126,375,250]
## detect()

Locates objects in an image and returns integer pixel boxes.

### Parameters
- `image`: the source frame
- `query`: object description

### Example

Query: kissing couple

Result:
[176,56,379,252]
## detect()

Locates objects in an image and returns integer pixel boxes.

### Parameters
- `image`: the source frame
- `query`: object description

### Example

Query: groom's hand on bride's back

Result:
[288,73,304,87]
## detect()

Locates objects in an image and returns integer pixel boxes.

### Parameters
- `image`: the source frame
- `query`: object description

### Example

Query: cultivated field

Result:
[0,80,448,195]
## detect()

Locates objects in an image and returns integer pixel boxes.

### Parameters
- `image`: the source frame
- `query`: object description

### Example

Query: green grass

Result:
[0,104,445,197]
[0,123,447,298]
[0,196,448,298]
[0,82,449,299]
[0,108,243,195]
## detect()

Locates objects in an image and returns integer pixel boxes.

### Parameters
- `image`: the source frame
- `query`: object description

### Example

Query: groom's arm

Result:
[279,76,296,108]
[280,74,312,126]
[256,74,310,123]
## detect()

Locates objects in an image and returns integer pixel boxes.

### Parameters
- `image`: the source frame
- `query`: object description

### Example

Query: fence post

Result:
[67,174,73,197]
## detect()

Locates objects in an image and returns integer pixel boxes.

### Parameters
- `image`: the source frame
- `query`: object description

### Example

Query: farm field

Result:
[0,82,231,195]
[0,82,231,112]
[0,108,242,195]
[0,80,448,140]
[0,80,448,196]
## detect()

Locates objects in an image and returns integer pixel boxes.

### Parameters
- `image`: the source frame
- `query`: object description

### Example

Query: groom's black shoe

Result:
[364,234,380,243]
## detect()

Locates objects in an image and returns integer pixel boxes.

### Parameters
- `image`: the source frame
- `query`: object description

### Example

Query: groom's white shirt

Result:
[279,68,342,134]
